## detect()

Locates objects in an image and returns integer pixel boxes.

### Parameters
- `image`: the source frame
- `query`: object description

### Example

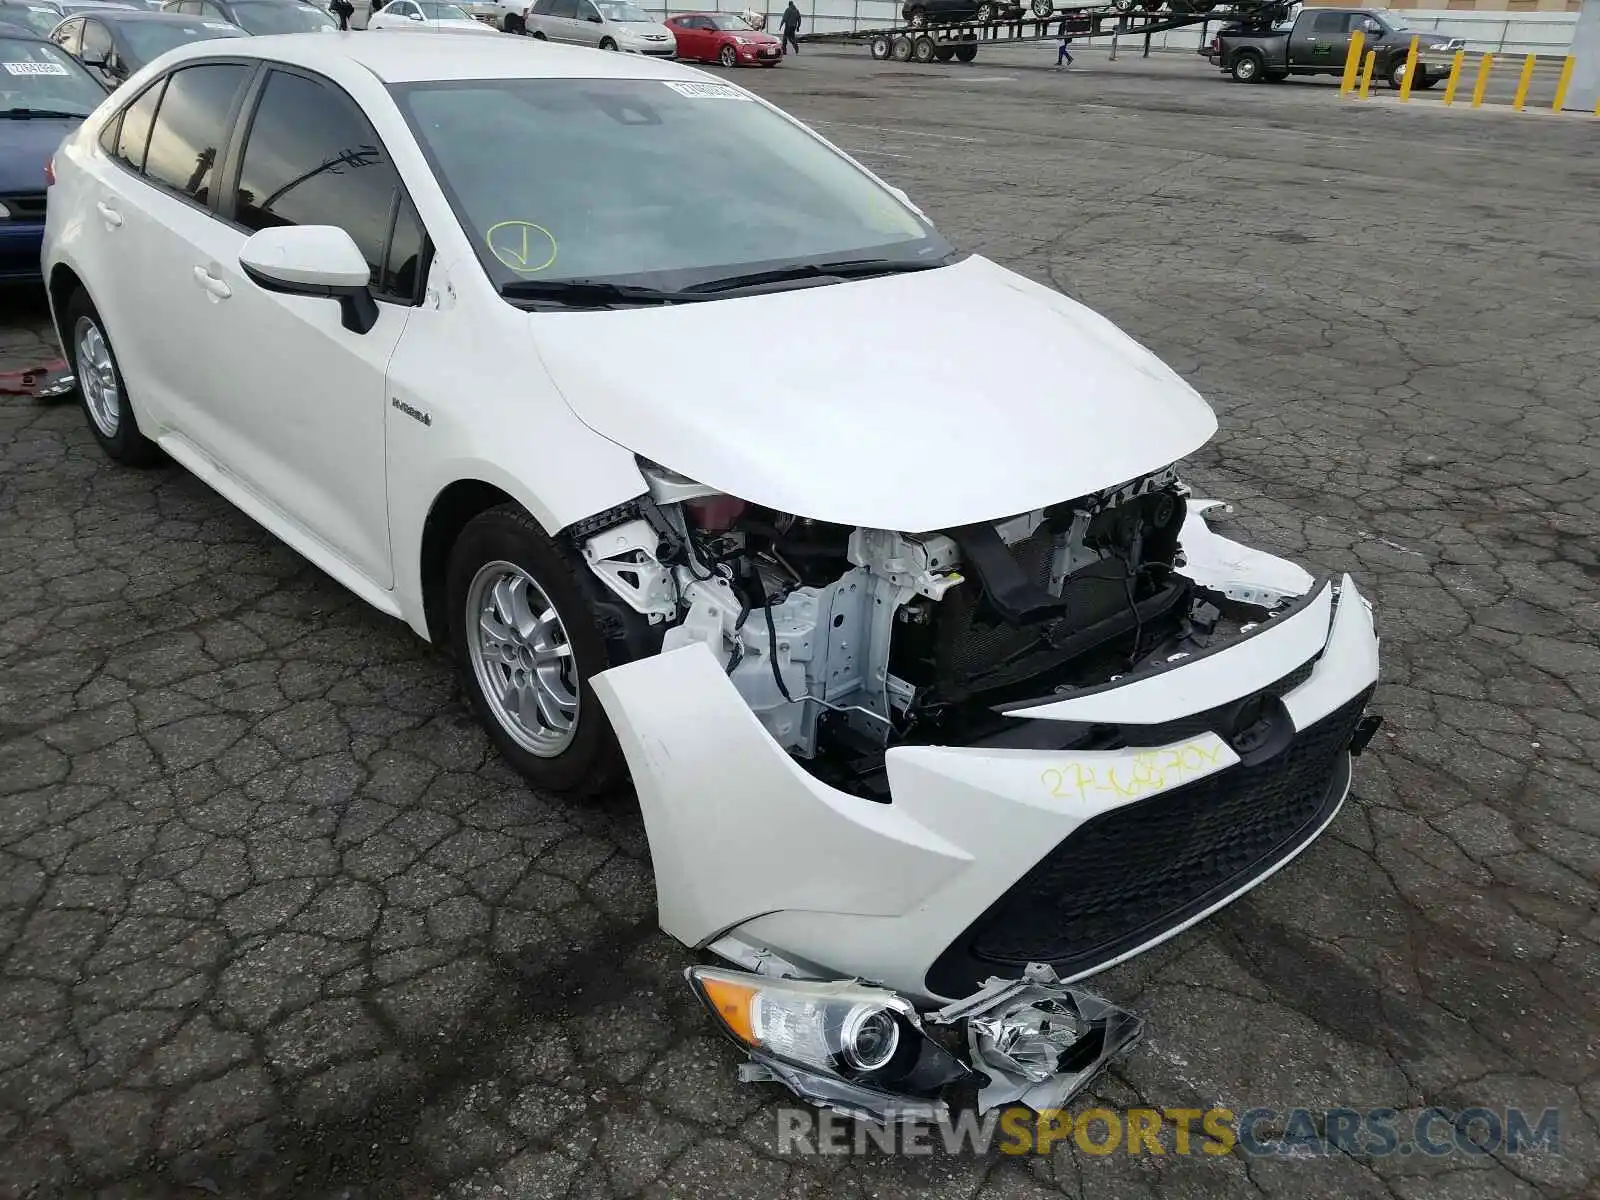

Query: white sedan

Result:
[367,0,495,31]
[43,32,1380,1121]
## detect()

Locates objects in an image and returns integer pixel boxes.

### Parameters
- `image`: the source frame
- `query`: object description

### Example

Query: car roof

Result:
[171,29,716,83]
[96,7,233,18]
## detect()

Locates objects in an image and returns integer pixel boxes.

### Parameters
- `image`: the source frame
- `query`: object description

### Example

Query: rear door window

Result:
[141,62,251,204]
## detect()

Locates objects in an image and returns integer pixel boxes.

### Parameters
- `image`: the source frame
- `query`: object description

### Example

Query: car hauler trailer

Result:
[801,0,1293,65]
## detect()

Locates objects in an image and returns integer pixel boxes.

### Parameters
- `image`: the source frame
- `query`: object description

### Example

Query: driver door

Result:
[160,65,419,588]
[572,0,604,44]
[78,19,123,89]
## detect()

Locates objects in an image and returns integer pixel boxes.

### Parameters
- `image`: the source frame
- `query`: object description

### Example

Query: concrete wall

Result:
[1563,0,1600,104]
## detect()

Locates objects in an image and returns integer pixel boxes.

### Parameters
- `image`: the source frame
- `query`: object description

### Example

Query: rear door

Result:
[544,0,580,43]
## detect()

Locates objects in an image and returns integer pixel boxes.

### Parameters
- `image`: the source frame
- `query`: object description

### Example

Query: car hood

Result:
[0,117,85,196]
[530,254,1218,532]
[618,21,673,37]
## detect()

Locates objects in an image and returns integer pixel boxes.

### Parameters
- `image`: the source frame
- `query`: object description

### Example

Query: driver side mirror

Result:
[586,12,602,20]
[408,10,423,17]
[1363,20,1382,33]
[239,225,378,335]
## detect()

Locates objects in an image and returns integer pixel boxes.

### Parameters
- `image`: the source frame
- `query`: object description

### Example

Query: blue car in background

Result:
[0,30,105,281]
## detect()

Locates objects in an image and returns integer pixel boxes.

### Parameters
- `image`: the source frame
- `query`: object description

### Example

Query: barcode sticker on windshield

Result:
[4,62,70,76]
[662,80,750,101]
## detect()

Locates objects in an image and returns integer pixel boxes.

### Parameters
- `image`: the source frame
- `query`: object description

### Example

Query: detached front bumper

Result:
[592,515,1381,1006]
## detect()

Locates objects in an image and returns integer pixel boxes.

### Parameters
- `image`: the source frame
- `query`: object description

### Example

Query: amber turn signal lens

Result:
[699,975,761,1047]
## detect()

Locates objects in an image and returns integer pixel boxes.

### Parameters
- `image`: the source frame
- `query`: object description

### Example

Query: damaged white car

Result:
[43,36,1380,1121]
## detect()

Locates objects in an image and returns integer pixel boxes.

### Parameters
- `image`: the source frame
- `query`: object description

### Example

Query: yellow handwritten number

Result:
[1041,740,1225,802]
[485,220,557,275]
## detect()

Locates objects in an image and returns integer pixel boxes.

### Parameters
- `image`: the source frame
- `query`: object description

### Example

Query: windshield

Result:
[1,5,64,34]
[119,17,245,57]
[0,35,106,112]
[707,13,750,29]
[229,0,334,32]
[393,77,946,296]
[594,1,648,20]
[1377,11,1407,30]
[414,0,470,16]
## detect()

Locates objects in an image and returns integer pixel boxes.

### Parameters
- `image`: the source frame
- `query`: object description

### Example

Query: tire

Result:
[530,29,546,38]
[447,504,640,797]
[974,1,996,21]
[502,12,523,32]
[600,36,617,49]
[870,32,892,58]
[1386,57,1407,90]
[1230,49,1263,83]
[933,44,955,60]
[1030,0,1052,16]
[953,39,977,62]
[891,33,913,60]
[64,288,159,466]
[1111,0,1134,11]
[904,6,925,26]
[911,33,936,62]
[719,42,737,66]
[1417,73,1438,89]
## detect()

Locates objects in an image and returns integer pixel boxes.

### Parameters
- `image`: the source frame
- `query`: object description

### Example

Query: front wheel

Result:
[530,28,546,38]
[448,505,633,797]
[974,2,996,21]
[1030,0,1052,16]
[1230,50,1263,82]
[600,36,617,49]
[718,43,737,66]
[1386,58,1409,89]
[65,289,160,465]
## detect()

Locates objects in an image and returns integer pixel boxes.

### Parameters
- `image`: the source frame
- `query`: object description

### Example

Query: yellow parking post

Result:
[1512,53,1538,111]
[1358,49,1377,99]
[1471,54,1493,108]
[1552,55,1576,111]
[1398,35,1420,101]
[1340,29,1366,95]
[1442,50,1465,104]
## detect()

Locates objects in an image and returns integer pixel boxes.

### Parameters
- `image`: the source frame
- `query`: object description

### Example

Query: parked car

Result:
[0,0,66,35]
[458,0,519,31]
[44,33,1381,1115]
[664,11,779,66]
[159,0,335,33]
[368,0,495,31]
[0,30,105,279]
[525,0,673,55]
[901,0,1022,26]
[50,9,243,86]
[1209,7,1463,87]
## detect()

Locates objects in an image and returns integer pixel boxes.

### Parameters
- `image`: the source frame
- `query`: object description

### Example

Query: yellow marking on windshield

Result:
[485,220,557,275]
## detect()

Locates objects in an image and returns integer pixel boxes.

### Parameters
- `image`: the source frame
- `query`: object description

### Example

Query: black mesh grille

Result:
[0,192,46,220]
[927,687,1372,996]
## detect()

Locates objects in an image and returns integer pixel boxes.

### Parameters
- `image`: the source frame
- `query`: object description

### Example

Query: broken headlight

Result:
[687,967,971,1121]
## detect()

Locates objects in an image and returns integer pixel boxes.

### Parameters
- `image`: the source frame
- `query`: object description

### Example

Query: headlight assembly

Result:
[687,967,971,1118]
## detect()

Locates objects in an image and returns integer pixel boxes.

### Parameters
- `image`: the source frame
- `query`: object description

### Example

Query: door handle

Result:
[95,200,122,228]
[192,265,232,300]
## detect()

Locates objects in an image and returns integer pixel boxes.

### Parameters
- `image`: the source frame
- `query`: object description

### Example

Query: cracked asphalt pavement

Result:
[2,47,1597,1200]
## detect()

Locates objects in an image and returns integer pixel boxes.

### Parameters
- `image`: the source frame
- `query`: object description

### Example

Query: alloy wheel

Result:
[74,315,119,438]
[465,560,580,757]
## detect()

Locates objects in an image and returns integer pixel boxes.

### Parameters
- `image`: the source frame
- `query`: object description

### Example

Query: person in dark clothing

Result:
[330,0,353,28]
[780,1,801,54]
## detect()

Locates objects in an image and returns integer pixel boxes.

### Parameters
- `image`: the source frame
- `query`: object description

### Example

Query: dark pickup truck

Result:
[1207,8,1465,88]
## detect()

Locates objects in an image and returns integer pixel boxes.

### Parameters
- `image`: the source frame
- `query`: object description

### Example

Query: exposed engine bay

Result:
[573,459,1303,796]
